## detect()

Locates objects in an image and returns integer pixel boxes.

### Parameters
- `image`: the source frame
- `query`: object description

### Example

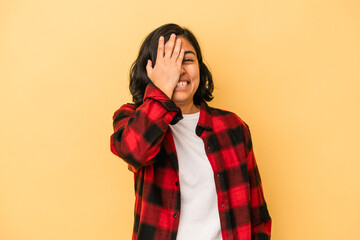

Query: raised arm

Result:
[111,34,185,172]
[110,84,182,172]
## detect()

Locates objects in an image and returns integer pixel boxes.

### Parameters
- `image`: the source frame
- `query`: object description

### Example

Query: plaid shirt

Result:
[111,83,271,240]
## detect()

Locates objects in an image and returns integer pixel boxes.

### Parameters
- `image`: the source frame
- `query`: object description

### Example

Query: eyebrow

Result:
[184,50,196,56]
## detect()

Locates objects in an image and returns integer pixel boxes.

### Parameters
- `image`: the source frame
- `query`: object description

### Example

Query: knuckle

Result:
[165,44,172,50]
[166,39,174,46]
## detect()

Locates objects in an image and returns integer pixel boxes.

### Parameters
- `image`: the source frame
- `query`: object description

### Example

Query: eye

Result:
[183,59,193,62]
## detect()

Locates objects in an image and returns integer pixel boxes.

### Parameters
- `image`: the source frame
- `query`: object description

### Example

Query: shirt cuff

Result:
[143,83,183,124]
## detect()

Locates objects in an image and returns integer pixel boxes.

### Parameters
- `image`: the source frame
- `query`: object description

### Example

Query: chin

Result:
[172,97,191,104]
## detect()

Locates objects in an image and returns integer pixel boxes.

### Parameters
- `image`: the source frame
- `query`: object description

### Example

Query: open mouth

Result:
[176,80,190,88]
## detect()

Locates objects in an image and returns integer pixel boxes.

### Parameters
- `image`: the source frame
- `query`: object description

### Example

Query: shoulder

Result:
[207,105,249,130]
[207,105,253,149]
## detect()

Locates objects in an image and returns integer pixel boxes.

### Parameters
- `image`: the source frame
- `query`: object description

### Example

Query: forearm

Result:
[110,84,182,170]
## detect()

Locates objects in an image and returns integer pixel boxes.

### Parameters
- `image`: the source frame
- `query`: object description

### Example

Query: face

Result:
[171,37,200,113]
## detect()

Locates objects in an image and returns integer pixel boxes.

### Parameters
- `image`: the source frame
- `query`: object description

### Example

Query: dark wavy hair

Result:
[129,23,214,107]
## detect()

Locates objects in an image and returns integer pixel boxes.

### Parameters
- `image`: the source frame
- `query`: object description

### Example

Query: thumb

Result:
[146,59,153,76]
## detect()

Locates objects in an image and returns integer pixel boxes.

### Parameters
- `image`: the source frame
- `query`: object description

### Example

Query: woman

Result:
[110,23,271,240]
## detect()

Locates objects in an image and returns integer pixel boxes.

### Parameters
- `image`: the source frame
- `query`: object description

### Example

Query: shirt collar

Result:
[196,101,213,136]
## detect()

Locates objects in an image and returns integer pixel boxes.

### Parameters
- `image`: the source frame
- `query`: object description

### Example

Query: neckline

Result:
[181,111,200,121]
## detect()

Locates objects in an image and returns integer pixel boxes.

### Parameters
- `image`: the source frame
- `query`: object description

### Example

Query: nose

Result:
[180,66,185,75]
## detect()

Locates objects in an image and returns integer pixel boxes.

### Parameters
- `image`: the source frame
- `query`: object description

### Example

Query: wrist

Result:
[152,83,174,99]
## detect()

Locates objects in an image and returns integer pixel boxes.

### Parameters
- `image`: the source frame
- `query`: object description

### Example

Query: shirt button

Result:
[175,182,179,186]
[217,173,220,177]
[173,213,178,218]
[222,203,224,208]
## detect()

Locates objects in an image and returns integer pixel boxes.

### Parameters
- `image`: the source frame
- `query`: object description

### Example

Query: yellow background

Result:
[1,0,359,239]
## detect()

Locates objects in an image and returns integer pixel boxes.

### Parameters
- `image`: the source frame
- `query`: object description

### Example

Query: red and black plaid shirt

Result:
[111,83,271,240]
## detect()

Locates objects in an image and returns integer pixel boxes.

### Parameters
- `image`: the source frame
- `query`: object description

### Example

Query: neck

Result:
[178,103,200,114]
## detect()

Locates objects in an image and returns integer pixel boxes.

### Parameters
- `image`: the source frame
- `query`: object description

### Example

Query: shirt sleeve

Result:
[241,122,272,239]
[110,83,182,172]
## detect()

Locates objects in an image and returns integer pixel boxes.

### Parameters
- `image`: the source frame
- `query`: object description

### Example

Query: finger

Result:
[157,36,164,59]
[176,48,185,65]
[146,59,153,76]
[164,33,176,58]
[172,38,182,61]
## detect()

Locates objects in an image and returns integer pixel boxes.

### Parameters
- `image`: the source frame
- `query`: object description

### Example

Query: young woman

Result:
[110,23,271,240]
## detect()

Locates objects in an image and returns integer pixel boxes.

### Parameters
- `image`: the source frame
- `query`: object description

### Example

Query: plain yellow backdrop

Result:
[1,0,359,239]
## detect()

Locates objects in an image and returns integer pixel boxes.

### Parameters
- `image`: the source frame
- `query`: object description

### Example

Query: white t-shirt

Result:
[169,112,222,240]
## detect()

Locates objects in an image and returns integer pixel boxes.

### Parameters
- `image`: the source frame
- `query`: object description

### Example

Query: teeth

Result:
[177,81,188,87]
